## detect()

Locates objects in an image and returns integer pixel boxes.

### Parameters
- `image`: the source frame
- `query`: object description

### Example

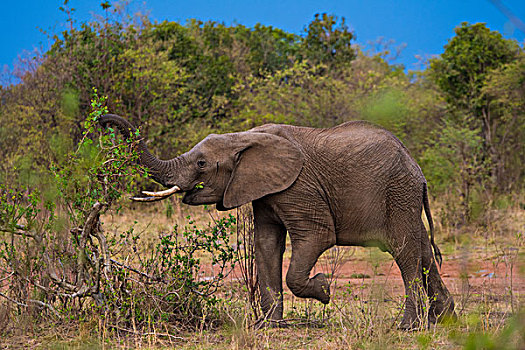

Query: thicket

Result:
[1,9,522,224]
[0,92,243,338]
[0,1,524,343]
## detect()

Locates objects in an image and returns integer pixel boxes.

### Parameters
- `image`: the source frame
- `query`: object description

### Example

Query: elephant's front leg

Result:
[286,240,332,304]
[253,205,287,322]
[284,213,336,304]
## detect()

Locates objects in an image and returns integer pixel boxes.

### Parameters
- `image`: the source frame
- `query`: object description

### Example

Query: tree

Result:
[420,120,489,224]
[482,52,525,189]
[429,22,521,190]
[301,13,356,67]
[430,22,519,116]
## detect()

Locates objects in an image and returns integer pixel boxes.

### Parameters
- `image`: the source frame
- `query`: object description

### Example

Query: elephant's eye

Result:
[197,160,206,168]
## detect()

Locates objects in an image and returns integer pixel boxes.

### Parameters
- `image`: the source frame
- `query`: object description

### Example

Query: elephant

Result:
[99,114,455,329]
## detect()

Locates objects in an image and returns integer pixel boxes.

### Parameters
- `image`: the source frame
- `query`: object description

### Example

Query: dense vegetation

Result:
[2,11,523,222]
[0,3,523,348]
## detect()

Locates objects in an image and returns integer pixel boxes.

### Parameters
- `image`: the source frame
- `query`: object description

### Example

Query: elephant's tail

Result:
[423,183,442,268]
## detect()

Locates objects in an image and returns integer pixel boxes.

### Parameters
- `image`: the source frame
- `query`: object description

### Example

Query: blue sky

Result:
[1,0,524,73]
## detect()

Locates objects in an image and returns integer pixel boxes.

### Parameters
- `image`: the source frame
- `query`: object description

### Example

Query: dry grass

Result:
[1,197,524,349]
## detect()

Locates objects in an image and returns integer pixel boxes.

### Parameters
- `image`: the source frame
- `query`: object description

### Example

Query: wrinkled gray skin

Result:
[100,114,455,329]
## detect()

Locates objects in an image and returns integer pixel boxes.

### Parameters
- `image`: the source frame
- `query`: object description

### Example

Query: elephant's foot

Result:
[398,313,421,331]
[286,272,330,304]
[254,318,289,329]
[311,273,330,304]
[259,299,283,326]
[400,296,456,330]
[429,297,456,324]
[398,299,424,331]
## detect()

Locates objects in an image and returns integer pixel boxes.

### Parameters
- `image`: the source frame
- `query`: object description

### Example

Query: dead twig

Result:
[108,324,185,340]
[110,258,162,282]
[0,291,60,318]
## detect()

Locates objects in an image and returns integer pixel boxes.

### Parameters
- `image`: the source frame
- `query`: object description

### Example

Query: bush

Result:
[0,91,237,337]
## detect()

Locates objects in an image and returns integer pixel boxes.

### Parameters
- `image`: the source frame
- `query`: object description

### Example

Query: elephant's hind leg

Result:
[420,223,455,324]
[391,233,427,330]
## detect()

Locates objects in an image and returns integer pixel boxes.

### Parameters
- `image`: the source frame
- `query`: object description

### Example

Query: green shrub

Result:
[0,91,237,336]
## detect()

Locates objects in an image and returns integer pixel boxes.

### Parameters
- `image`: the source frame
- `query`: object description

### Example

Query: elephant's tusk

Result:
[141,185,181,197]
[130,195,166,202]
[130,185,181,202]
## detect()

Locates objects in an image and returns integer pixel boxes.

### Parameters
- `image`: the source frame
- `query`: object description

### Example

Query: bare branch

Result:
[0,291,60,317]
[108,324,184,340]
[0,271,14,284]
[110,258,162,282]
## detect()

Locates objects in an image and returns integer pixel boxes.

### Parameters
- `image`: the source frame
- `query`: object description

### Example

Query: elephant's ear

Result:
[222,132,304,209]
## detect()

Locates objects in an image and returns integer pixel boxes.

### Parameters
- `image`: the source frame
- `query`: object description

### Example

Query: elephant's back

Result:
[252,121,424,182]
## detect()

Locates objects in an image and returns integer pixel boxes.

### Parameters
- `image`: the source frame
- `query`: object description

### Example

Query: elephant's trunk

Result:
[98,114,182,201]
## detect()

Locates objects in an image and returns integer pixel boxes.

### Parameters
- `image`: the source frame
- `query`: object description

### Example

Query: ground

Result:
[1,200,523,349]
